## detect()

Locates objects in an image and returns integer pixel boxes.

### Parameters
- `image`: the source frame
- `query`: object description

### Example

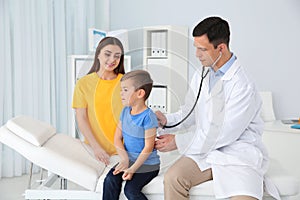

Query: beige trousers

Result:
[164,156,213,200]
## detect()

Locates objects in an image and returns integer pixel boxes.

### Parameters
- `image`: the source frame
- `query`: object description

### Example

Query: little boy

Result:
[103,70,160,200]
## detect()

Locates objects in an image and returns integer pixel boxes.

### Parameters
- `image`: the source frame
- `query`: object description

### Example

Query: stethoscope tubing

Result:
[163,67,209,129]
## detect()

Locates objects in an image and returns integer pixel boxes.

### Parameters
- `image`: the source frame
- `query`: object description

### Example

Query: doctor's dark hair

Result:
[121,70,153,101]
[88,37,125,75]
[193,16,230,48]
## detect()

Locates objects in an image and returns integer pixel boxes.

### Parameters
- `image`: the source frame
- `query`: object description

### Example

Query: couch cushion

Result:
[266,159,299,196]
[6,115,56,146]
[95,154,299,198]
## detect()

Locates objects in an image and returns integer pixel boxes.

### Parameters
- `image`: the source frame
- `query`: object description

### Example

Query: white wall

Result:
[109,0,300,119]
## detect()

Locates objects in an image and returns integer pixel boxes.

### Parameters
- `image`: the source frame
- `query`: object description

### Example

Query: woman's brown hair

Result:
[88,37,125,75]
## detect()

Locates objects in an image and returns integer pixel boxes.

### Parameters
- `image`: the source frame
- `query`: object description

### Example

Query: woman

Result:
[72,37,125,165]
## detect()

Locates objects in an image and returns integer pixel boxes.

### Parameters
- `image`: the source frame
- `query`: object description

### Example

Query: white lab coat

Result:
[165,59,280,199]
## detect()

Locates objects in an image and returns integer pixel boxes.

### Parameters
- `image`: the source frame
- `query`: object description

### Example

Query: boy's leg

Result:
[124,169,159,200]
[103,168,123,200]
[164,156,212,200]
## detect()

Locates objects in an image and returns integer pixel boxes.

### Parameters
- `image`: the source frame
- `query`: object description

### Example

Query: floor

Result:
[0,174,29,200]
[0,172,83,200]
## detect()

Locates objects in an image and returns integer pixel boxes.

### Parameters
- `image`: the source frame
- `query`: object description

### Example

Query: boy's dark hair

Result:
[121,70,153,100]
[192,16,230,48]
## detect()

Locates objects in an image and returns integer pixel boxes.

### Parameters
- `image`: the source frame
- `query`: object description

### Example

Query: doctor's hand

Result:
[155,134,177,152]
[155,110,167,127]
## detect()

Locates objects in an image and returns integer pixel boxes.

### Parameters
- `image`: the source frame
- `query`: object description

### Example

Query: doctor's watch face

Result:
[194,35,220,67]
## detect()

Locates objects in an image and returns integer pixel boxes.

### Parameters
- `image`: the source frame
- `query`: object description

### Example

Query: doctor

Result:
[155,16,279,200]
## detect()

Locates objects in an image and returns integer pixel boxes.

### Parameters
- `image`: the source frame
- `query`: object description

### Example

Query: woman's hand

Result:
[92,145,110,165]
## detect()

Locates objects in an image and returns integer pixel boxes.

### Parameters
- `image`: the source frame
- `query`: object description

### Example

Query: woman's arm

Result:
[122,127,156,180]
[113,121,129,175]
[75,108,110,165]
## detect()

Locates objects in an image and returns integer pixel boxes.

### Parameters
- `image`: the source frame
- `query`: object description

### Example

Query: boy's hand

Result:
[113,160,129,175]
[122,167,135,180]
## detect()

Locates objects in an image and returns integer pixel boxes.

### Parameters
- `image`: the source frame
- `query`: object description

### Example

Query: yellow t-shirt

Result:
[72,72,123,155]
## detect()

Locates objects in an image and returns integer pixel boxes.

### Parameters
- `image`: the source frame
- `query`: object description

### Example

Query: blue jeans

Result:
[103,164,159,200]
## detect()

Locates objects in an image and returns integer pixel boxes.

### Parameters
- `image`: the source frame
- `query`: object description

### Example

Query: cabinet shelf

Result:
[143,25,188,113]
[146,56,168,59]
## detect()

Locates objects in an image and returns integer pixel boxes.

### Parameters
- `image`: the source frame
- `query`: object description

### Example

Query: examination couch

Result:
[0,116,299,200]
[0,92,299,200]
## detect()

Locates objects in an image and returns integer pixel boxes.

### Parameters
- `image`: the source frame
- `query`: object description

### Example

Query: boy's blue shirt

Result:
[120,106,160,165]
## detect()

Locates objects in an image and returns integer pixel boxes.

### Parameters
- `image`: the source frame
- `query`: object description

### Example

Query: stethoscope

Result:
[163,66,209,129]
[163,51,222,129]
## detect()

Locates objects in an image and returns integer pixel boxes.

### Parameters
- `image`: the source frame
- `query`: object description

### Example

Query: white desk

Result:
[264,120,300,134]
[263,120,300,179]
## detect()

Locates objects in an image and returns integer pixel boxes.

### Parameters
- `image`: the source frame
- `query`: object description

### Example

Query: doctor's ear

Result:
[217,44,223,52]
[218,43,227,53]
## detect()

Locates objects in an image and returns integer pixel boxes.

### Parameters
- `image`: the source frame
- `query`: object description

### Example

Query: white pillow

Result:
[6,115,56,146]
[259,91,276,122]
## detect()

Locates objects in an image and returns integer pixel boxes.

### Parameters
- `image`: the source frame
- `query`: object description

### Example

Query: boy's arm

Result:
[122,127,156,180]
[113,121,129,175]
